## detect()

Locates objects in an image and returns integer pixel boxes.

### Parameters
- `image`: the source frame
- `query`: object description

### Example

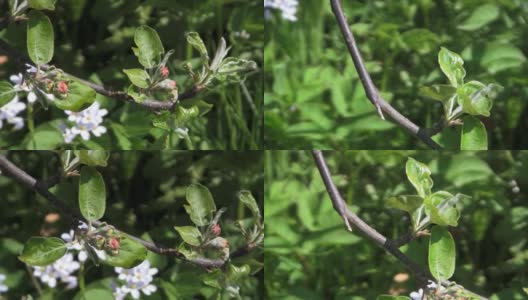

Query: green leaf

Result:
[186,32,209,65]
[405,157,433,198]
[134,25,164,68]
[226,263,251,283]
[457,4,500,31]
[185,183,216,226]
[238,191,261,220]
[218,57,257,74]
[79,166,106,221]
[481,42,527,74]
[123,69,150,89]
[438,47,466,87]
[74,150,109,167]
[387,195,423,213]
[429,226,456,281]
[18,237,66,266]
[53,81,96,112]
[25,121,64,150]
[0,81,16,106]
[174,105,199,127]
[28,0,57,10]
[27,10,54,65]
[180,99,213,117]
[456,81,497,117]
[461,116,488,150]
[104,236,147,268]
[174,226,202,246]
[419,85,457,103]
[424,191,464,226]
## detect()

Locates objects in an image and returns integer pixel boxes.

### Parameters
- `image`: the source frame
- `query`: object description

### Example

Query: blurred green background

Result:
[0,151,263,299]
[265,150,528,299]
[264,0,528,149]
[0,0,263,149]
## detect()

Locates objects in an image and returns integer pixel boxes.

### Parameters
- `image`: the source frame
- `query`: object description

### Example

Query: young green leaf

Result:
[238,191,261,220]
[186,32,209,65]
[123,69,151,89]
[53,81,96,112]
[424,191,463,226]
[457,4,500,31]
[438,47,466,87]
[134,25,164,68]
[386,195,423,213]
[27,10,54,65]
[174,226,202,246]
[28,0,57,10]
[104,237,147,268]
[429,226,456,282]
[457,81,493,117]
[185,183,216,226]
[175,106,199,127]
[419,85,457,103]
[461,116,488,150]
[74,150,110,167]
[18,237,66,266]
[0,81,16,106]
[405,157,433,198]
[79,166,106,221]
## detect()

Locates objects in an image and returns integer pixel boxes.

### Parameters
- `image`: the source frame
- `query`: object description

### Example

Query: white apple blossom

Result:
[33,253,80,289]
[61,229,88,262]
[0,273,8,294]
[409,280,438,300]
[112,260,158,299]
[0,95,26,130]
[61,102,108,143]
[10,64,55,104]
[264,0,298,21]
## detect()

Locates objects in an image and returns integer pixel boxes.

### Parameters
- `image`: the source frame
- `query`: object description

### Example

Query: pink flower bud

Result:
[57,81,69,94]
[107,237,120,250]
[160,66,169,78]
[212,224,221,236]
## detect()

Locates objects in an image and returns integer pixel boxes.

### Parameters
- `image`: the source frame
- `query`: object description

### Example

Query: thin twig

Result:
[0,38,204,112]
[311,150,488,299]
[329,0,442,150]
[0,154,255,269]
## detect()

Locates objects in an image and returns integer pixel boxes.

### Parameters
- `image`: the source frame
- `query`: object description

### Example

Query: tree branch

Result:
[329,0,442,150]
[0,38,204,112]
[311,150,488,299]
[0,154,255,269]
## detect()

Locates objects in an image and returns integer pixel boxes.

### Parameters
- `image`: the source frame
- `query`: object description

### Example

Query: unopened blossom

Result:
[0,273,8,294]
[158,79,177,90]
[212,223,221,236]
[57,81,69,94]
[0,95,26,130]
[33,253,80,289]
[61,102,108,143]
[112,260,158,299]
[264,0,298,21]
[160,66,169,78]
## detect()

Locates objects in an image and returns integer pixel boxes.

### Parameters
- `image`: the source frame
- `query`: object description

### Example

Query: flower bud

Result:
[212,224,221,236]
[158,79,177,90]
[160,66,169,78]
[107,237,120,250]
[57,81,69,94]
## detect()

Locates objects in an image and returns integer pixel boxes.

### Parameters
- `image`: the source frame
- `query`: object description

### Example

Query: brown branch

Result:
[330,0,442,150]
[311,150,488,299]
[0,38,204,112]
[0,154,255,269]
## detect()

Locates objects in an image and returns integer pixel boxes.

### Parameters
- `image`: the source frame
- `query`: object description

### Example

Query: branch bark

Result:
[0,154,254,269]
[0,38,203,112]
[329,0,442,150]
[311,150,488,299]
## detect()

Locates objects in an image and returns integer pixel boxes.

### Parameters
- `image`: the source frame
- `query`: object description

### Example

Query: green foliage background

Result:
[0,0,263,150]
[264,0,528,149]
[0,151,264,299]
[265,150,528,299]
